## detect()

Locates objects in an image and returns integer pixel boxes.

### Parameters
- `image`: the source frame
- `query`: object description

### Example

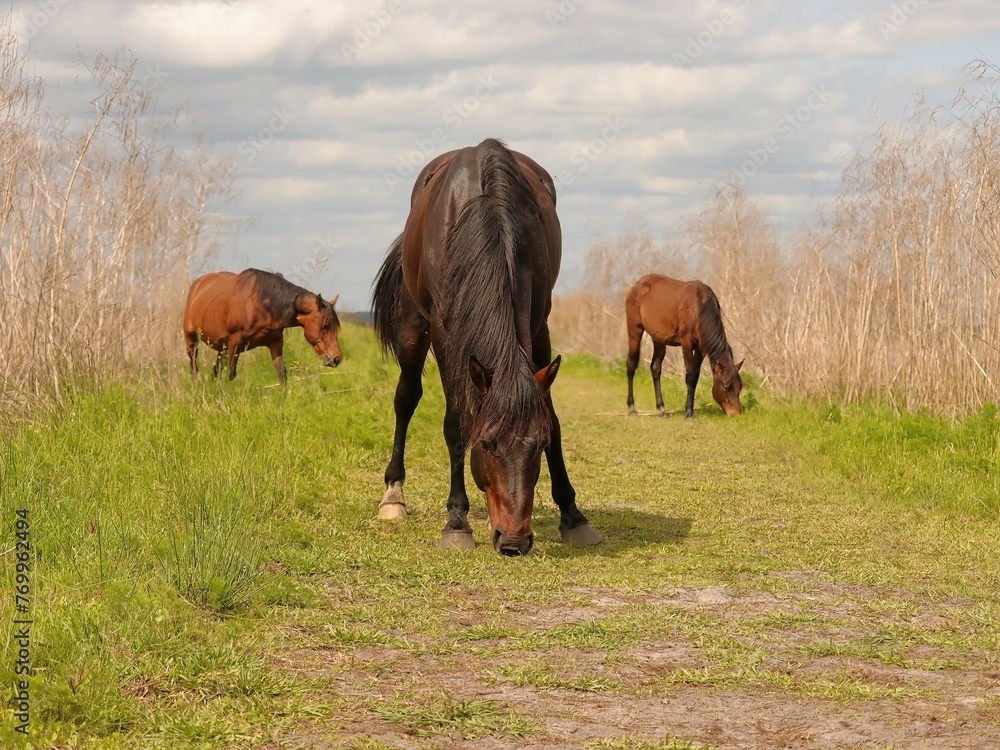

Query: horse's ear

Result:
[329,294,339,308]
[736,358,744,372]
[534,355,561,393]
[711,358,728,381]
[469,357,492,396]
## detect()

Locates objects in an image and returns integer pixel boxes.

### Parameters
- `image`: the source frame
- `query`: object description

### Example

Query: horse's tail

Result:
[441,138,546,441]
[699,289,729,361]
[371,232,404,359]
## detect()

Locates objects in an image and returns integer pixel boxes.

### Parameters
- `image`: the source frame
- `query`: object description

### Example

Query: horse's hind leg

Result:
[683,344,703,418]
[625,319,644,416]
[185,330,199,377]
[535,329,603,546]
[650,341,669,417]
[379,311,431,521]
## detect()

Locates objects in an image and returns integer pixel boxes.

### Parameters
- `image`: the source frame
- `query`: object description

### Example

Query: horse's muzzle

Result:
[491,527,534,556]
[323,354,341,367]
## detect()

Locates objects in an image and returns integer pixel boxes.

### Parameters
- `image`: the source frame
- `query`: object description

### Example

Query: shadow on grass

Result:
[538,508,693,558]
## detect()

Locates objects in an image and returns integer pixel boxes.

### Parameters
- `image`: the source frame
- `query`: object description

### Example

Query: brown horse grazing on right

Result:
[625,274,743,418]
[184,269,342,384]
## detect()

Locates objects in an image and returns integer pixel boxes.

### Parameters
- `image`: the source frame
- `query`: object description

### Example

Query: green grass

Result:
[369,692,538,739]
[0,322,998,747]
[491,661,621,692]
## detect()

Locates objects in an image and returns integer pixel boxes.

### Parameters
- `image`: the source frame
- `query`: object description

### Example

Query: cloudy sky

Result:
[14,0,1000,310]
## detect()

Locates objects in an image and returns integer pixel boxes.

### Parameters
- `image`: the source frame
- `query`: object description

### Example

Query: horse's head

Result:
[467,356,560,556]
[711,350,744,416]
[297,294,342,367]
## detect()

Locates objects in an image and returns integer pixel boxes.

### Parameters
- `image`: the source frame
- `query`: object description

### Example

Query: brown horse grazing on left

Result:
[625,273,743,418]
[371,138,602,556]
[183,269,341,384]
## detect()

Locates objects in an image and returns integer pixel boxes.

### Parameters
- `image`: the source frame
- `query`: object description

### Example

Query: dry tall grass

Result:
[0,24,232,421]
[551,61,1000,416]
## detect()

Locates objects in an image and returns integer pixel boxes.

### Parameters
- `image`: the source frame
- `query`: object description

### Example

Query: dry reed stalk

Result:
[0,25,235,422]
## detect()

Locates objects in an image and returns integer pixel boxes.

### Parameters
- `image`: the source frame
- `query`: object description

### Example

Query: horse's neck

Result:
[277,297,300,328]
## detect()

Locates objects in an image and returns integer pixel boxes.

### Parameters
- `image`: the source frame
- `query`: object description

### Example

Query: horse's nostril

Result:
[333,356,341,367]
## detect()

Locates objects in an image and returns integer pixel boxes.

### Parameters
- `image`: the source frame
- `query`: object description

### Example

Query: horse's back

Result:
[409,148,557,211]
[403,141,561,314]
[628,274,715,345]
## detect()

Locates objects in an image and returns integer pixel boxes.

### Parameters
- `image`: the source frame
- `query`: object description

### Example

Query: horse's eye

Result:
[480,439,492,453]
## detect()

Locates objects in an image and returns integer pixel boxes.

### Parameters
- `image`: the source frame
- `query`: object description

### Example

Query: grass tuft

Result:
[370,692,539,739]
[158,478,266,613]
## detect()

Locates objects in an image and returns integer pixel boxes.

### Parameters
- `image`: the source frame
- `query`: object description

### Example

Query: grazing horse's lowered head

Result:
[296,293,342,367]
[468,356,561,556]
[711,347,744,416]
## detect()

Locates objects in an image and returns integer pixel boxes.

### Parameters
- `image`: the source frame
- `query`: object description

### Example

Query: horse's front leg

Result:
[268,339,286,385]
[543,392,603,546]
[435,346,475,550]
[683,345,703,418]
[226,335,245,381]
[439,401,475,550]
[535,330,603,546]
[650,341,668,417]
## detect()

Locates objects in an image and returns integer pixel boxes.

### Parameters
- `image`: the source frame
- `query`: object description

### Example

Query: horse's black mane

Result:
[239,269,328,325]
[699,291,731,362]
[438,139,551,447]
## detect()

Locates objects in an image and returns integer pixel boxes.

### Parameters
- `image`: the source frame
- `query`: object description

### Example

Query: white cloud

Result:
[15,0,999,309]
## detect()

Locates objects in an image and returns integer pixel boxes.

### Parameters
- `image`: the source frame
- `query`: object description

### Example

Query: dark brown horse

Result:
[625,274,743,418]
[371,138,602,556]
[183,269,341,384]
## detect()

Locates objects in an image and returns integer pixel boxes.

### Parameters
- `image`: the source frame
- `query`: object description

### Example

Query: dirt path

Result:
[270,572,1000,749]
[261,369,1000,750]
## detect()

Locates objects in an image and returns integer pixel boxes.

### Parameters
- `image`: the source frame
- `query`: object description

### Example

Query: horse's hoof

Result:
[378,482,407,519]
[628,407,638,417]
[685,413,695,420]
[440,531,476,551]
[560,523,604,546]
[658,411,670,419]
[378,502,408,520]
